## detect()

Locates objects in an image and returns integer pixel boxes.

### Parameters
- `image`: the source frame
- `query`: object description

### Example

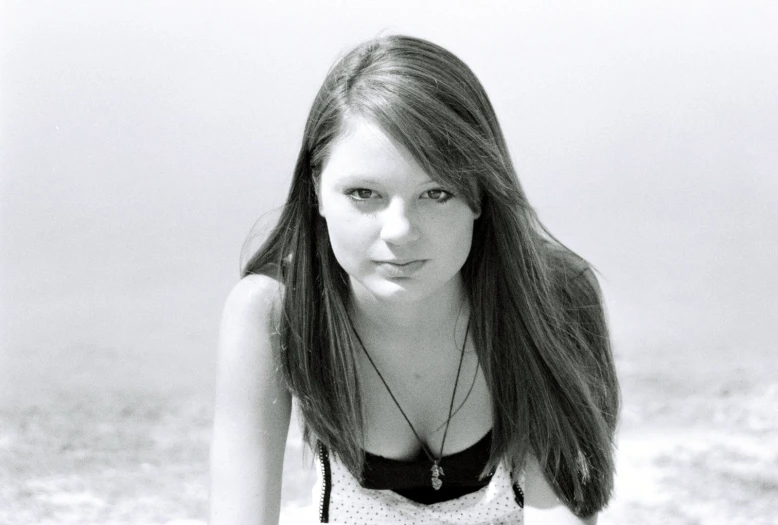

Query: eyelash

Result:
[346,188,378,201]
[345,188,455,204]
[423,189,454,203]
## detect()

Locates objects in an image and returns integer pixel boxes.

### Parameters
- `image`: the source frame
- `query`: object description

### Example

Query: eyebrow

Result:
[331,174,382,183]
[330,173,438,187]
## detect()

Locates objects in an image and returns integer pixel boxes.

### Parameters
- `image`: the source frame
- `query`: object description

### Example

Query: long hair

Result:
[243,35,619,517]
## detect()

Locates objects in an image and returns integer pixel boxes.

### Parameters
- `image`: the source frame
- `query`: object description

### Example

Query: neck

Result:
[349,277,468,339]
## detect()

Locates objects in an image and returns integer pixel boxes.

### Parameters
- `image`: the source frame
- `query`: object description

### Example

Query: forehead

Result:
[319,117,433,186]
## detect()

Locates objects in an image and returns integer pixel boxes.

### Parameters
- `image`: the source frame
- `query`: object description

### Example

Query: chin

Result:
[356,275,445,304]
[365,280,418,301]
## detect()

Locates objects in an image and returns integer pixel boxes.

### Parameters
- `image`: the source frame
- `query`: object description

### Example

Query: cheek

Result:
[448,222,475,263]
[430,210,476,253]
[324,210,375,267]
[437,219,476,275]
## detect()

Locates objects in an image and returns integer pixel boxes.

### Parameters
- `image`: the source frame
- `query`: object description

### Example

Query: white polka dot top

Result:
[312,443,525,524]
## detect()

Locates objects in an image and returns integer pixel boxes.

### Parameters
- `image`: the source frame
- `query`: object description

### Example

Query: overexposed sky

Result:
[2,1,777,401]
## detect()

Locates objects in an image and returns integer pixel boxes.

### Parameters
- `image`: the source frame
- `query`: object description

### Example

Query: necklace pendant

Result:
[431,462,444,490]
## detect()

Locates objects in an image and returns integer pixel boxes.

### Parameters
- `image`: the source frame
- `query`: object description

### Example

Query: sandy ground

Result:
[1,378,775,525]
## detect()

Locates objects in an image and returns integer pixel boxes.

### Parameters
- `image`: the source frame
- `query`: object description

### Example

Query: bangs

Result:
[344,79,503,213]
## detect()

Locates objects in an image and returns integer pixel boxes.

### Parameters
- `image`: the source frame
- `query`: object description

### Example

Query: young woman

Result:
[210,35,620,525]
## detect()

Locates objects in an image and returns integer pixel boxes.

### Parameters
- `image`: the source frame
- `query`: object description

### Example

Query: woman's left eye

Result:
[422,189,454,202]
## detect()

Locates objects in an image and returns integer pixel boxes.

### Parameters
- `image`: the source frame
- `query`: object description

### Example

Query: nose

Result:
[379,199,420,244]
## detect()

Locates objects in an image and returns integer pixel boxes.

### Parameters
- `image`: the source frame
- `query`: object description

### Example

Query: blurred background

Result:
[2,1,776,523]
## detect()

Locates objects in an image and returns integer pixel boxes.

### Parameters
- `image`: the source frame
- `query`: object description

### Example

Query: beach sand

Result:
[1,371,775,524]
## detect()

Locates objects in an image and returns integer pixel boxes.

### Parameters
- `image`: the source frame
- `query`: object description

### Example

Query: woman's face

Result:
[316,117,480,304]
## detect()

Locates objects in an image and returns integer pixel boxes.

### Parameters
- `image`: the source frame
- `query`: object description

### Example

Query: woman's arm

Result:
[209,274,292,525]
[524,456,598,525]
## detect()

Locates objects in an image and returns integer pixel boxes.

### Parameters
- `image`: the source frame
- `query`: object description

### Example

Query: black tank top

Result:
[360,430,494,504]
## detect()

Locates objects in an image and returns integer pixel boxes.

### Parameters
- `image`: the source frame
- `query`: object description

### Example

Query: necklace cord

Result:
[431,359,479,435]
[350,317,471,464]
[437,321,468,462]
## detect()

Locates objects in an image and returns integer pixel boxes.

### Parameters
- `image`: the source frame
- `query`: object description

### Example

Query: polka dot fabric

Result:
[313,446,524,524]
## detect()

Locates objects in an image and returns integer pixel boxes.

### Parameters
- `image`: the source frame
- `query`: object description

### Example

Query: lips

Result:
[373,259,427,278]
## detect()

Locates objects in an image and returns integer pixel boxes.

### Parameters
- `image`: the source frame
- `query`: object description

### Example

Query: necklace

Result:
[352,319,470,491]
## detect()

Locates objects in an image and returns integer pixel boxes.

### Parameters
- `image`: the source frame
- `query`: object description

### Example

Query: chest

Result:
[357,346,493,460]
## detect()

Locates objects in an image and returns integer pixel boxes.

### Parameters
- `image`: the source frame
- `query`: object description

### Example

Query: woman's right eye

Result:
[346,188,378,201]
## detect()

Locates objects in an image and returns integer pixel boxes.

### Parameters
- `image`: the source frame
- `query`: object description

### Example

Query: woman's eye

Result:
[422,189,454,202]
[347,188,377,200]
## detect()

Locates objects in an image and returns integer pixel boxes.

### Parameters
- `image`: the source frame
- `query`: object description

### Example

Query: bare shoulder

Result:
[523,455,598,525]
[225,272,284,315]
[213,271,291,432]
[221,273,284,336]
[216,272,286,386]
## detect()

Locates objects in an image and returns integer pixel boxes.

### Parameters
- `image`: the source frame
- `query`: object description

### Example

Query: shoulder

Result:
[523,456,598,524]
[222,273,284,328]
[218,273,286,370]
[228,272,284,305]
[214,273,290,419]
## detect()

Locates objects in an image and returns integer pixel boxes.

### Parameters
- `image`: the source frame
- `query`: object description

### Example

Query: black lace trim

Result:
[512,481,524,508]
[318,442,331,523]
